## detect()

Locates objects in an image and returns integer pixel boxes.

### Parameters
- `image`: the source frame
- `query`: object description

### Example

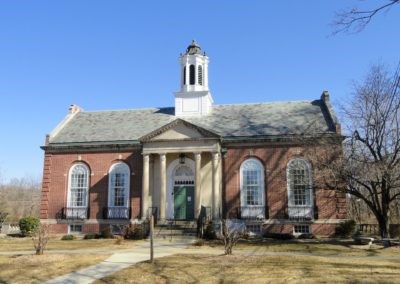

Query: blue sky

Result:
[0,1,398,182]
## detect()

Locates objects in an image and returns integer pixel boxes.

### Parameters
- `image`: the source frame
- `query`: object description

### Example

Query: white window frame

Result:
[67,163,90,208]
[293,224,311,235]
[68,224,83,234]
[108,162,130,208]
[287,159,313,207]
[240,158,265,218]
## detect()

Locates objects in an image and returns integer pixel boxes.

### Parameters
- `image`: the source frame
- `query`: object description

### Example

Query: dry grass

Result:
[0,253,110,283]
[197,239,400,257]
[0,236,134,252]
[97,253,400,283]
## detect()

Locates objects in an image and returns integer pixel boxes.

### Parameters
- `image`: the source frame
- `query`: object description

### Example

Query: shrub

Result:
[263,232,294,240]
[19,216,40,237]
[114,235,124,245]
[61,234,76,241]
[335,220,356,238]
[297,233,315,239]
[83,233,97,240]
[123,223,148,240]
[99,226,114,239]
[203,221,217,240]
[193,238,204,246]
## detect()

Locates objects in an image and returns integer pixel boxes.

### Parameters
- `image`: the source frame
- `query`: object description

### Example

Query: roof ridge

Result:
[213,100,314,107]
[82,106,175,113]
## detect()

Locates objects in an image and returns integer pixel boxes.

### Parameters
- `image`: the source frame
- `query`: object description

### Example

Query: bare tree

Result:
[221,220,245,255]
[333,0,399,34]
[32,223,49,255]
[311,64,400,238]
[0,176,41,223]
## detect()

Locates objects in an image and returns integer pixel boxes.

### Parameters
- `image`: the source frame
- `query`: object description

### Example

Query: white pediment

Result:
[151,123,204,141]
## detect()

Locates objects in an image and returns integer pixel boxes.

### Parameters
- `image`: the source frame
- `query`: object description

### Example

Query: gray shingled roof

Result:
[49,99,336,144]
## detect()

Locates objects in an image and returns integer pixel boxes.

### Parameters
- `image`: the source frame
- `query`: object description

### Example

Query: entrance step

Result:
[153,220,197,239]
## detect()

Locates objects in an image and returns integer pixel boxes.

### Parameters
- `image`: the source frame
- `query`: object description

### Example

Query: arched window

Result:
[108,162,130,207]
[287,159,312,207]
[198,65,203,85]
[68,164,89,208]
[240,159,265,218]
[183,66,186,85]
[189,64,195,85]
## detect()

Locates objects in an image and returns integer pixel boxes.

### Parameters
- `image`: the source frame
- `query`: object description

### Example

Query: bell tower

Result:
[174,40,213,117]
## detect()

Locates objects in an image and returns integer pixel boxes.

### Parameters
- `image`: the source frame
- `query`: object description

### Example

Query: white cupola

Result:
[174,40,213,117]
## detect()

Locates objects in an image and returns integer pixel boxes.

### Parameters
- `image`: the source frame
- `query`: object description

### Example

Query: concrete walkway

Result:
[45,237,195,284]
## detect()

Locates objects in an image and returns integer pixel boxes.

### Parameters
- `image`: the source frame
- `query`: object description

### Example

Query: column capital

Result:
[194,152,202,161]
[159,153,166,162]
[212,152,220,160]
[143,154,150,162]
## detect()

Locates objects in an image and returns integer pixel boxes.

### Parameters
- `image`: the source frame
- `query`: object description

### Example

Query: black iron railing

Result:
[62,207,88,220]
[240,206,265,220]
[103,207,130,219]
[288,206,313,221]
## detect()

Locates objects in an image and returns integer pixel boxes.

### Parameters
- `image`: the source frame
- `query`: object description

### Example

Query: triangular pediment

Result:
[140,119,219,142]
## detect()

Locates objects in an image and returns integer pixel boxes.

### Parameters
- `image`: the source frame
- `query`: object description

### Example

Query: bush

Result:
[123,223,148,240]
[263,232,294,240]
[19,216,40,237]
[114,235,124,245]
[203,221,217,240]
[83,233,97,240]
[335,220,356,238]
[193,238,204,246]
[99,226,114,239]
[297,233,315,239]
[61,234,76,241]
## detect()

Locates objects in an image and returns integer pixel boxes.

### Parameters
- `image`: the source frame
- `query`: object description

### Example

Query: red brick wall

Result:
[222,144,346,228]
[40,150,143,223]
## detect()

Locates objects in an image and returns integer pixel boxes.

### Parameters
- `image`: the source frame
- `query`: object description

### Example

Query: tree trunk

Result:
[377,215,390,238]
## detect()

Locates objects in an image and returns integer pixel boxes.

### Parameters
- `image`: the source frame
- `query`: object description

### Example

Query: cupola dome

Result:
[186,40,202,55]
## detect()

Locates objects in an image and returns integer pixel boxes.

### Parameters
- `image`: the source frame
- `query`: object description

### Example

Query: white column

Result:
[194,152,202,219]
[142,154,150,219]
[212,152,220,219]
[159,153,166,220]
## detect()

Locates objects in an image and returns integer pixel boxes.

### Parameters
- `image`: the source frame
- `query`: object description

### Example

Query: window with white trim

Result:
[294,225,310,234]
[240,159,264,206]
[287,159,312,206]
[108,163,130,207]
[68,164,89,207]
[69,224,83,233]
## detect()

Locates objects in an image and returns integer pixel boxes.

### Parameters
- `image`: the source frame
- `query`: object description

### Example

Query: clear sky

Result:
[0,1,398,182]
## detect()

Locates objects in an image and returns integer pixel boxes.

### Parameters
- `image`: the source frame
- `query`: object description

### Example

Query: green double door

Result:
[173,186,195,220]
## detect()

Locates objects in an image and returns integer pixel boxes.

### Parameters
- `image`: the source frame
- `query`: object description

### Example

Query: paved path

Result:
[45,237,195,284]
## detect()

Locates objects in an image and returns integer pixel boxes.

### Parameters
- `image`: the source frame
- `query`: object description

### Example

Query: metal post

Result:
[150,214,154,263]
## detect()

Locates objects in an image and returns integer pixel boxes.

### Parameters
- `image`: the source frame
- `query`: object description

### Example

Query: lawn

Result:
[96,252,400,283]
[0,235,134,252]
[0,236,128,283]
[0,253,109,284]
[97,240,400,283]
[1,236,400,283]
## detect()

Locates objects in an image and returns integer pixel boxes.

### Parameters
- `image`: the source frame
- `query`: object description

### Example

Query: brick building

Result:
[40,41,346,236]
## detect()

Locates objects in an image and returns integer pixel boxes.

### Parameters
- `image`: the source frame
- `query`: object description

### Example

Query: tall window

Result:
[189,64,195,85]
[108,163,130,207]
[287,159,312,206]
[68,164,89,207]
[240,159,264,207]
[183,66,186,85]
[198,65,203,85]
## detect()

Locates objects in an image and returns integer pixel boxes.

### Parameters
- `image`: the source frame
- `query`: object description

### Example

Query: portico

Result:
[140,120,222,221]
